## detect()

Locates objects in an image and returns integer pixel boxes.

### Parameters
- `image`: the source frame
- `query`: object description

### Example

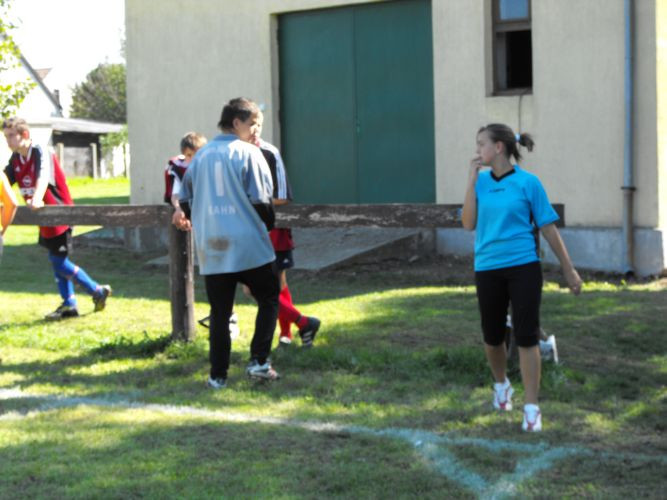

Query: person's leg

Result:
[508,262,543,405]
[49,254,101,296]
[277,271,293,340]
[204,273,237,380]
[241,263,280,365]
[476,268,510,383]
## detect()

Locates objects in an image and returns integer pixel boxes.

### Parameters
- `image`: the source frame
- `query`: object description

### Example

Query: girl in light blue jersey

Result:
[462,123,582,432]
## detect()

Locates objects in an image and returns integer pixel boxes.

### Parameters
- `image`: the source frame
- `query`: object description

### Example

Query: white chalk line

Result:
[1,388,665,499]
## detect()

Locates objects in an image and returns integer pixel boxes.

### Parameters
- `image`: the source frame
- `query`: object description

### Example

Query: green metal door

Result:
[279,0,434,204]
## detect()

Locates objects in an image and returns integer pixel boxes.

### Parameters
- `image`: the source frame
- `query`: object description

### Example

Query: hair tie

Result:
[515,133,521,143]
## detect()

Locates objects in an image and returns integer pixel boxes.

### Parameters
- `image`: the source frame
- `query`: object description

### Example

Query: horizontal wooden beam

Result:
[13,203,564,228]
[14,205,172,227]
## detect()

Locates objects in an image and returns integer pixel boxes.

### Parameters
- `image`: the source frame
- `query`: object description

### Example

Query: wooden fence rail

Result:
[12,203,564,341]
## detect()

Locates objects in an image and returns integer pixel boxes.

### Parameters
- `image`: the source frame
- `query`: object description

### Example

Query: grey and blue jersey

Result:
[180,134,275,274]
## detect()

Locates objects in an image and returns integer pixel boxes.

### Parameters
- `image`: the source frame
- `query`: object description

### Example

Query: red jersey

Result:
[4,144,73,239]
[163,155,189,204]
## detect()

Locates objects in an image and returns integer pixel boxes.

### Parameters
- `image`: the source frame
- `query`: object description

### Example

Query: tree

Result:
[70,63,126,123]
[0,0,36,118]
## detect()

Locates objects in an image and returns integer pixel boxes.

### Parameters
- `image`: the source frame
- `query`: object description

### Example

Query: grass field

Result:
[1,178,665,498]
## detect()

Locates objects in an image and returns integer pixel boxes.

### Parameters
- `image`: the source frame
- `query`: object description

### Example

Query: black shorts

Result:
[274,250,294,271]
[39,229,73,257]
[475,261,542,348]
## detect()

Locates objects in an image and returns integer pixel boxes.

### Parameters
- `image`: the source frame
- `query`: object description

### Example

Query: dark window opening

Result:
[493,0,532,94]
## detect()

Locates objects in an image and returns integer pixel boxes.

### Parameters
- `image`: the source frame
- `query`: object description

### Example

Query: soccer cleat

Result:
[539,334,559,364]
[93,285,112,312]
[207,376,227,389]
[522,404,543,432]
[245,359,280,380]
[493,380,514,411]
[298,317,321,348]
[45,303,79,321]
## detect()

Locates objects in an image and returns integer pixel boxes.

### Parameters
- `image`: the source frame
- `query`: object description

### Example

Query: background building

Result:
[125,0,666,276]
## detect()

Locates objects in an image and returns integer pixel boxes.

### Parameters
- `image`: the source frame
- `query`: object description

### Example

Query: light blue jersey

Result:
[179,134,275,274]
[474,165,559,271]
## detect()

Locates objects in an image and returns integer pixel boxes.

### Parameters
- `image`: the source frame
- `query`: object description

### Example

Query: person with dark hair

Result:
[172,98,280,388]
[461,123,582,432]
[163,131,207,209]
[2,117,111,319]
[246,109,320,347]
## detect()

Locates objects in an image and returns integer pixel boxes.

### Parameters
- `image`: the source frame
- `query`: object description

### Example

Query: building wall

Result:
[436,0,662,229]
[658,0,667,229]
[127,0,663,229]
[126,0,374,204]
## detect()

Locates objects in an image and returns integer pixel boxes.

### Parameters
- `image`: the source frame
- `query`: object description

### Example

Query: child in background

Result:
[248,110,321,347]
[164,132,207,209]
[2,117,111,319]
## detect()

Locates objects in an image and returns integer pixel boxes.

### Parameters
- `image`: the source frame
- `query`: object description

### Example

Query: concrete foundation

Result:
[436,227,667,278]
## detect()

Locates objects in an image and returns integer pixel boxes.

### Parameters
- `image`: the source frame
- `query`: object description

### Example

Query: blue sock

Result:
[49,255,100,297]
[54,273,76,306]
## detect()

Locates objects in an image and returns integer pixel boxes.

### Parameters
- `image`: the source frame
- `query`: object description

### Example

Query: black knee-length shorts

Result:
[475,261,542,348]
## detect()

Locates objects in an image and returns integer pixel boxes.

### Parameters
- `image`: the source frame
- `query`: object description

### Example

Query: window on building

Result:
[493,0,532,94]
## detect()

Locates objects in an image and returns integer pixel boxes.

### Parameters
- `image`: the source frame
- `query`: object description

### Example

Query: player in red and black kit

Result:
[252,116,320,347]
[2,117,111,320]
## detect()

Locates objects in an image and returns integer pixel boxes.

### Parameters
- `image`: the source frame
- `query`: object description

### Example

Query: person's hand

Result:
[28,197,44,210]
[564,267,583,296]
[171,208,191,231]
[469,155,483,183]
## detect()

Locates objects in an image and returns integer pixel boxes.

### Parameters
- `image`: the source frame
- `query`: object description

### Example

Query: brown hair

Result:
[478,123,534,162]
[180,132,207,153]
[2,116,29,135]
[218,97,260,131]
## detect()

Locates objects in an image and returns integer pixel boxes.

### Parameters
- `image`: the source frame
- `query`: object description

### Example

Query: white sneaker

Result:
[522,404,542,432]
[493,379,514,411]
[539,334,559,363]
[246,359,280,380]
[207,376,227,389]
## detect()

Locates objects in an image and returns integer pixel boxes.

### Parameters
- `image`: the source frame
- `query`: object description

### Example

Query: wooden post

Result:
[90,142,98,179]
[169,224,196,342]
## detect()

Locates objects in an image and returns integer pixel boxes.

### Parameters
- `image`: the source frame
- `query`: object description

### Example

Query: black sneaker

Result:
[298,317,321,348]
[45,303,79,321]
[93,285,112,312]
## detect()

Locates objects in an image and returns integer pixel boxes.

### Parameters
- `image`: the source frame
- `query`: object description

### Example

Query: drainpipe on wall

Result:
[622,0,636,276]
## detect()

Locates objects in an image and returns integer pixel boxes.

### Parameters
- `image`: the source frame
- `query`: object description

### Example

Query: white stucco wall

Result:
[436,0,662,230]
[126,0,664,236]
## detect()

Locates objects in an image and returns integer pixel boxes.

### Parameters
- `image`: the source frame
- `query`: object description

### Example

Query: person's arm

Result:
[27,148,54,210]
[0,172,18,235]
[540,223,583,295]
[172,169,192,231]
[461,156,482,230]
[170,176,183,209]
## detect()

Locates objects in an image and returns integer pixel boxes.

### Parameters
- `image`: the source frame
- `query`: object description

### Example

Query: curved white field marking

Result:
[1,388,665,498]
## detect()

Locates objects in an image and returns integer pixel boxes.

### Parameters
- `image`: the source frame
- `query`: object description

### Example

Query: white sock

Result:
[494,378,510,390]
[524,403,540,414]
